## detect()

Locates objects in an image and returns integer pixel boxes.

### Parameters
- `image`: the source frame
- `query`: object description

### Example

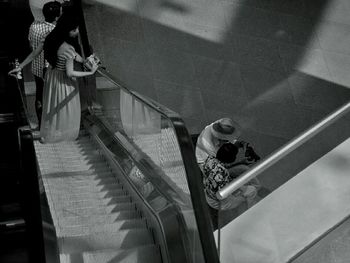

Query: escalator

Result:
[28,63,219,261]
[29,75,217,263]
[34,135,161,263]
[1,1,218,262]
[8,56,217,262]
[7,0,350,262]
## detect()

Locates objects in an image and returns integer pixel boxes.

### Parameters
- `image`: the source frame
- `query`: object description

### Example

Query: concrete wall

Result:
[78,0,350,158]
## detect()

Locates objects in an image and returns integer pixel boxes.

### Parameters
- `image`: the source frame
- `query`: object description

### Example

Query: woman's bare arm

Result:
[65,57,98,78]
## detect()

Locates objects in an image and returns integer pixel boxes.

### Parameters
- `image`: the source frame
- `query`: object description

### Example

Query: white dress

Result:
[40,45,81,143]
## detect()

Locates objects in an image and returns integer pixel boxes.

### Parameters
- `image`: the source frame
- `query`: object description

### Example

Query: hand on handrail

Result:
[84,53,101,71]
[8,67,22,77]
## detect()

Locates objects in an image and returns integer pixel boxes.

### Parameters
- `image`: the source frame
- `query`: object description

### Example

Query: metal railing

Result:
[218,101,350,200]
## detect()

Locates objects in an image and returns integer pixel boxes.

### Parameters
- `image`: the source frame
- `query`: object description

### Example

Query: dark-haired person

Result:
[8,1,73,129]
[40,13,98,143]
[202,143,260,230]
[195,118,260,171]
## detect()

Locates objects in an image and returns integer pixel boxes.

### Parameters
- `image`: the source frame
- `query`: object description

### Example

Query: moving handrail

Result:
[15,78,30,126]
[218,101,350,200]
[96,68,175,117]
[91,67,219,263]
[7,68,29,127]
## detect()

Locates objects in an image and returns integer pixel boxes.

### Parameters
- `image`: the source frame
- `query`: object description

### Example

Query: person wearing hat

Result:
[195,118,261,171]
[195,118,241,170]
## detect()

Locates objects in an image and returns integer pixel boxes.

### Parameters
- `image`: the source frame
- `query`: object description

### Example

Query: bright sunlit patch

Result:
[85,0,138,13]
[29,0,45,20]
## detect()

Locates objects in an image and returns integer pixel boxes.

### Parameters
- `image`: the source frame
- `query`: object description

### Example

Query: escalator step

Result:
[52,200,136,212]
[56,210,141,227]
[38,162,110,173]
[48,188,127,202]
[56,218,147,237]
[34,134,160,262]
[43,177,120,190]
[58,229,154,254]
[50,193,131,206]
[81,245,161,263]
[44,183,126,195]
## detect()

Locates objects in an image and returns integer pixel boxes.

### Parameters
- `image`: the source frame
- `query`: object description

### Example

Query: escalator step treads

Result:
[47,193,132,218]
[53,203,130,218]
[40,167,112,176]
[53,195,132,209]
[40,169,113,178]
[38,162,109,172]
[44,184,125,195]
[35,150,102,158]
[35,146,98,154]
[37,156,107,163]
[52,200,135,212]
[34,143,98,151]
[34,137,156,257]
[58,228,154,253]
[39,170,114,180]
[36,150,102,158]
[36,156,105,164]
[56,211,141,227]
[81,245,161,263]
[56,218,147,237]
[60,245,160,263]
[44,177,120,188]
[43,179,120,189]
[34,139,99,156]
[47,188,127,201]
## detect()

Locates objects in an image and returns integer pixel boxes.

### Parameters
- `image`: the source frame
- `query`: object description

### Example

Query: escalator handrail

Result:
[218,100,350,200]
[74,1,220,262]
[96,68,183,118]
[85,120,173,263]
[13,75,30,127]
[90,68,220,263]
[86,113,193,208]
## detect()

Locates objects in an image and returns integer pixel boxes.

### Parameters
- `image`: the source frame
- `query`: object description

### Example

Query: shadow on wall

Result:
[82,0,350,160]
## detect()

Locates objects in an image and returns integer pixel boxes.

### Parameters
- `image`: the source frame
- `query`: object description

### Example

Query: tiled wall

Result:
[43,0,350,158]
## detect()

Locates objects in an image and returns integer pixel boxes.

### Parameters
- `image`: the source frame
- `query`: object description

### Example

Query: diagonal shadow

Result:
[44,85,79,120]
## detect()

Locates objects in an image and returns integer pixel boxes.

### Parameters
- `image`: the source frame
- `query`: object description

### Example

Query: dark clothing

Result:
[34,75,43,128]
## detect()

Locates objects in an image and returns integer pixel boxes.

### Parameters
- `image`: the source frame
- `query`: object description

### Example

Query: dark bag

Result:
[245,143,260,162]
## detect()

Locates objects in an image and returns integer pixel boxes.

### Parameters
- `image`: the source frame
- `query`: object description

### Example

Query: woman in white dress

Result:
[40,13,98,143]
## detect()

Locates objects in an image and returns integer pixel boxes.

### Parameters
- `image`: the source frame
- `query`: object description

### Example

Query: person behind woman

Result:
[40,12,98,143]
[8,1,62,129]
[202,142,261,230]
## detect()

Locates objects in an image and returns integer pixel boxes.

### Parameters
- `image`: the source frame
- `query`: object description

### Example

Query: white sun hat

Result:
[210,118,241,142]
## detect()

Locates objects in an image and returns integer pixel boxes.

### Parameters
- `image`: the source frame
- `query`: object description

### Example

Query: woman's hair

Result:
[44,12,80,67]
[216,143,238,164]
